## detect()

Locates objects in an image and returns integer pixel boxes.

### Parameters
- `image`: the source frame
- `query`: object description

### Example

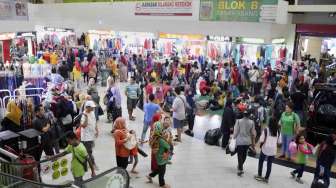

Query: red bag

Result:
[19,155,39,182]
[76,127,81,140]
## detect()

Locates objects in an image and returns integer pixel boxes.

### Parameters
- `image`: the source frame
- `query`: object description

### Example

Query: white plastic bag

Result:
[124,133,137,150]
[229,138,236,152]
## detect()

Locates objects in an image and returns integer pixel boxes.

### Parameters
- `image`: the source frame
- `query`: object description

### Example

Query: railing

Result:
[0,159,130,188]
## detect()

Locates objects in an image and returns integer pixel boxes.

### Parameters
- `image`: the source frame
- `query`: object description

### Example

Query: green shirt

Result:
[279,112,300,136]
[65,143,88,178]
[156,138,170,166]
[125,84,140,99]
[297,144,308,164]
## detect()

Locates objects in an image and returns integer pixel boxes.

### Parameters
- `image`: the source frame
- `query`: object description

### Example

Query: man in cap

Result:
[80,100,99,170]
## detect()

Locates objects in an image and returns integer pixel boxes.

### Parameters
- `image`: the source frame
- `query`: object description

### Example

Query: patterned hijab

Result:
[153,122,163,137]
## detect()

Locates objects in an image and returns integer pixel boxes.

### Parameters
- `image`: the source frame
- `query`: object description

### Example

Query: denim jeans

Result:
[292,164,305,178]
[258,151,275,180]
[281,134,293,158]
[141,121,151,141]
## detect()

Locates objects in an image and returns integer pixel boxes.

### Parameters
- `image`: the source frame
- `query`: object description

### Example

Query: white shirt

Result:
[80,111,96,142]
[172,95,186,120]
[259,128,281,156]
[249,69,260,83]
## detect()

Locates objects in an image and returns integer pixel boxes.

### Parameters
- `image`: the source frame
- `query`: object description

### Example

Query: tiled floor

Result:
[84,83,336,188]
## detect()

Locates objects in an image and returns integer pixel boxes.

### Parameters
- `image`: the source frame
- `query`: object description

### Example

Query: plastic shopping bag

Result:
[289,141,298,154]
[229,138,236,153]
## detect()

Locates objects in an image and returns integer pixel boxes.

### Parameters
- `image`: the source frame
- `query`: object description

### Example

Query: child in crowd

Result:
[291,134,314,184]
[128,130,139,174]
[154,86,164,106]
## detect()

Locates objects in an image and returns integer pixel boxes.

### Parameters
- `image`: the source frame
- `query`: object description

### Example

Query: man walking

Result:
[80,100,99,170]
[125,76,141,121]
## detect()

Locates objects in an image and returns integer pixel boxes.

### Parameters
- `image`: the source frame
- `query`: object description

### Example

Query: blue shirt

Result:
[144,102,160,123]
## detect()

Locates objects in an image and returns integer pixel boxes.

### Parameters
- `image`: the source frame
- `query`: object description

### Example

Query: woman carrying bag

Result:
[113,117,130,169]
[278,102,300,161]
[254,118,281,183]
[233,110,256,177]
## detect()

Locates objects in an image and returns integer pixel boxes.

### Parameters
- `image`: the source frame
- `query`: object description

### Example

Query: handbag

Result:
[177,96,188,126]
[103,94,109,105]
[61,114,72,125]
[260,128,267,148]
[98,106,104,116]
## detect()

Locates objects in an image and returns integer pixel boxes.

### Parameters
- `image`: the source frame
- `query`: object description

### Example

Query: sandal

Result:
[146,176,153,183]
[173,138,181,142]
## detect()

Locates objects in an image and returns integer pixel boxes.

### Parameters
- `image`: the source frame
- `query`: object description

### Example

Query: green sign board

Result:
[200,0,278,23]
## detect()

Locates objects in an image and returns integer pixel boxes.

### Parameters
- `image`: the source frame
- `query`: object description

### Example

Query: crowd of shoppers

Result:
[2,43,335,188]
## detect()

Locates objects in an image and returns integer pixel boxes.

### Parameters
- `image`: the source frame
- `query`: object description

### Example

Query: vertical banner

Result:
[0,0,28,21]
[199,0,278,23]
[134,0,193,16]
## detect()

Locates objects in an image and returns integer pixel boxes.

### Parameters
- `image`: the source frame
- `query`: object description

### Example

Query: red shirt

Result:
[145,83,153,96]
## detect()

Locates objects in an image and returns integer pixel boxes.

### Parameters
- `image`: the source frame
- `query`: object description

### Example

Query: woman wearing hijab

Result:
[72,58,82,90]
[147,120,171,188]
[1,100,23,132]
[148,114,162,173]
[113,117,130,169]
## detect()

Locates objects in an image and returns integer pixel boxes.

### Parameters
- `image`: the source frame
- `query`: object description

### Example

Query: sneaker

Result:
[254,175,264,182]
[295,178,304,184]
[237,171,244,177]
[263,178,269,184]
[290,171,296,178]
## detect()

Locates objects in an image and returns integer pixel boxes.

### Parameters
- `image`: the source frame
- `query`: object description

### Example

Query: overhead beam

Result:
[288,5,336,13]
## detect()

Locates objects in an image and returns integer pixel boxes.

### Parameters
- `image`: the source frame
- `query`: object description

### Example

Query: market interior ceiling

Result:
[1,1,336,42]
[1,1,291,42]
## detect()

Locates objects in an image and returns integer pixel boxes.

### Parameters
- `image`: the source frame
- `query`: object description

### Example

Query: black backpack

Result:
[204,128,222,146]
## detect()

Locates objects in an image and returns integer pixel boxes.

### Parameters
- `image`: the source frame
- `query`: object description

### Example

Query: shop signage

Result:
[200,0,278,23]
[236,37,265,44]
[207,35,231,42]
[0,0,28,21]
[16,31,36,37]
[44,27,74,32]
[272,38,285,44]
[135,0,193,16]
[159,32,205,40]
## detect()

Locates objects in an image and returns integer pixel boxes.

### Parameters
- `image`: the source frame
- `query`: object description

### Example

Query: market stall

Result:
[35,25,77,50]
[157,32,206,60]
[0,33,15,64]
[115,31,155,55]
[206,35,233,62]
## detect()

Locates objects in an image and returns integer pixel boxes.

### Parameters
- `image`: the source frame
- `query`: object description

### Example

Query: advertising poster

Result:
[134,0,193,16]
[0,0,28,21]
[200,0,278,23]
